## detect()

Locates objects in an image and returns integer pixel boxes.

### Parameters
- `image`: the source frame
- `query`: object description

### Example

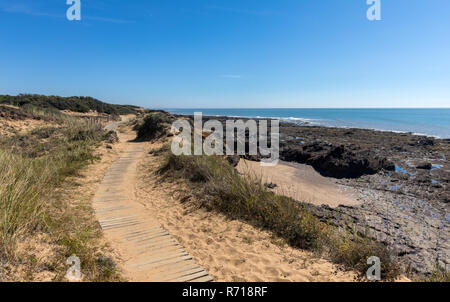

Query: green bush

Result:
[326,228,401,281]
[134,112,172,141]
[421,266,450,282]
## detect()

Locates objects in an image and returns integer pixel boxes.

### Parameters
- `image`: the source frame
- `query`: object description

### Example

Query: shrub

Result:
[326,228,401,281]
[421,266,450,282]
[134,112,172,141]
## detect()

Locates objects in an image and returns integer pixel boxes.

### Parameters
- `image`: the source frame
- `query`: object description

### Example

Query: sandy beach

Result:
[237,159,359,208]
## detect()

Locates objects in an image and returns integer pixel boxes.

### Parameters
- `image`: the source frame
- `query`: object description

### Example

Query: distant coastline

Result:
[163,108,450,139]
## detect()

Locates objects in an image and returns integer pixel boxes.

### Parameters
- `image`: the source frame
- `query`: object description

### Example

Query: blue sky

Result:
[1,0,449,108]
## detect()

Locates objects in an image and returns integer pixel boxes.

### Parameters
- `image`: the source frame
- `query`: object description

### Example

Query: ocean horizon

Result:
[162,108,450,139]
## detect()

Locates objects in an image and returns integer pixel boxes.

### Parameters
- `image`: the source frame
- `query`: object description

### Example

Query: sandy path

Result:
[237,159,359,208]
[135,141,358,282]
[92,123,213,282]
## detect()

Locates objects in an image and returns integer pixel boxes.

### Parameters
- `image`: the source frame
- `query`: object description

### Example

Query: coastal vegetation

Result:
[0,94,141,116]
[133,112,173,141]
[422,267,450,282]
[0,105,120,281]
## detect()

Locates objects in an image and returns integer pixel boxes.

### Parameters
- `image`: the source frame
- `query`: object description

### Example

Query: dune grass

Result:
[420,266,450,282]
[0,108,120,281]
[0,151,51,255]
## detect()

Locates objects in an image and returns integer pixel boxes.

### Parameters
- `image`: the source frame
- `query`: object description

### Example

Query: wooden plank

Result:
[138,246,185,258]
[125,227,163,238]
[99,215,138,223]
[190,275,214,282]
[102,222,142,230]
[137,242,181,255]
[93,198,128,202]
[151,265,201,281]
[136,237,178,250]
[96,206,130,212]
[128,230,169,242]
[171,271,209,282]
[124,226,162,236]
[159,267,205,282]
[135,254,191,269]
[125,226,164,235]
[137,257,192,272]
[100,218,137,225]
[135,237,175,250]
[132,231,170,243]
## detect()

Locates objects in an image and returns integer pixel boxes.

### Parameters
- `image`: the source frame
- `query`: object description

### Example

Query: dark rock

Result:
[265,182,278,189]
[225,155,240,167]
[415,175,431,184]
[416,162,432,170]
[281,142,394,178]
[106,145,113,149]
[417,138,435,146]
[106,130,119,144]
[440,192,450,203]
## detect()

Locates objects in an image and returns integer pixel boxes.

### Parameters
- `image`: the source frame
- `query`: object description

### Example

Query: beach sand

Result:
[237,159,359,208]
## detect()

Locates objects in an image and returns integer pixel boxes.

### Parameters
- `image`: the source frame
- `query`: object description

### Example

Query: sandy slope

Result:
[134,141,358,282]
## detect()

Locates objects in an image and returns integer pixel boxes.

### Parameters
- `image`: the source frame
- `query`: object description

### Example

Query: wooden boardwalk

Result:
[93,143,213,282]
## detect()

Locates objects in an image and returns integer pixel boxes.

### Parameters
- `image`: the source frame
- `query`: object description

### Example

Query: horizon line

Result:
[156,107,450,110]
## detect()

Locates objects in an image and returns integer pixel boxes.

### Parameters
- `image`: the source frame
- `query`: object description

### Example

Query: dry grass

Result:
[0,151,52,255]
[41,183,121,282]
[0,108,121,281]
[420,266,450,282]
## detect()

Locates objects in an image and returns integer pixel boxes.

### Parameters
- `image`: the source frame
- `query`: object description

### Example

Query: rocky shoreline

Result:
[172,113,449,276]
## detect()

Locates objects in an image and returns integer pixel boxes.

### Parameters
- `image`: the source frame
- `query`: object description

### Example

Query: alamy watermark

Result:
[66,1,380,22]
[66,0,81,21]
[66,256,81,281]
[367,0,381,21]
[366,256,381,281]
[170,113,279,166]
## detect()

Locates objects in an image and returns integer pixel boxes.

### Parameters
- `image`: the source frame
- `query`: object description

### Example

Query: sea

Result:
[163,108,450,139]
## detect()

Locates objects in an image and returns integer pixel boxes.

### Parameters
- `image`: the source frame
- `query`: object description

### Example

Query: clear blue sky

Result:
[1,0,449,108]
